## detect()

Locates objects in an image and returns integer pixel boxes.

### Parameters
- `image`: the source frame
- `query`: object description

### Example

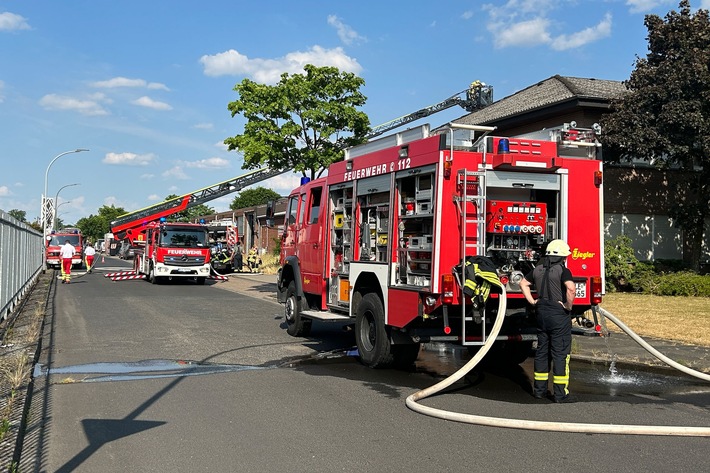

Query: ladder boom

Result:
[111,167,285,235]
[367,82,493,139]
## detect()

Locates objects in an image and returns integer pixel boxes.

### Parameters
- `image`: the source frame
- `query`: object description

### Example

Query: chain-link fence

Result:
[0,210,43,321]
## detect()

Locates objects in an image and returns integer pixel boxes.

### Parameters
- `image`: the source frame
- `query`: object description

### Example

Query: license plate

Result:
[177,268,191,273]
[575,281,587,299]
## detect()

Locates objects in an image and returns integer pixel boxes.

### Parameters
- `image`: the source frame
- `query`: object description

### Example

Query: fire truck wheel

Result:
[355,293,393,368]
[285,282,311,337]
[149,265,161,285]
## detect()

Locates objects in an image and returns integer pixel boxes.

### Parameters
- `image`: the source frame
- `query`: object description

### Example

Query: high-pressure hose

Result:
[406,295,710,437]
[597,307,710,382]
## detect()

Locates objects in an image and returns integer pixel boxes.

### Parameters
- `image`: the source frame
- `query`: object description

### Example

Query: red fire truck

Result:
[45,228,84,269]
[107,167,284,283]
[127,220,212,284]
[276,122,605,368]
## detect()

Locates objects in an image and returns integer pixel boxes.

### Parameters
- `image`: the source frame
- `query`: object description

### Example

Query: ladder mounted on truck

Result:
[447,123,498,346]
[110,167,285,237]
[366,81,493,140]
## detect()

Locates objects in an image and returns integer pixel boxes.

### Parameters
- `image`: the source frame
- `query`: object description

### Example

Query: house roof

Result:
[453,75,627,125]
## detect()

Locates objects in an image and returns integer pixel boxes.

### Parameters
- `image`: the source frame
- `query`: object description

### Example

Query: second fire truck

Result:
[277,122,605,368]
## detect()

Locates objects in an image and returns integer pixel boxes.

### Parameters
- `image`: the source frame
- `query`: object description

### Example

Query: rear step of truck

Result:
[301,310,351,322]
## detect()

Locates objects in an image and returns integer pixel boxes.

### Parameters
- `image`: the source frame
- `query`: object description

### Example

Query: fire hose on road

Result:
[406,290,710,437]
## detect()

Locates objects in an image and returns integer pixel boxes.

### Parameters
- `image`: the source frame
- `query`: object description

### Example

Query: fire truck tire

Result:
[285,282,311,337]
[355,293,393,368]
[149,265,161,285]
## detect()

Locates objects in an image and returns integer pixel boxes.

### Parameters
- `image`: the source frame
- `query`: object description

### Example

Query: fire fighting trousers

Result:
[533,299,572,401]
[86,255,94,271]
[61,258,72,282]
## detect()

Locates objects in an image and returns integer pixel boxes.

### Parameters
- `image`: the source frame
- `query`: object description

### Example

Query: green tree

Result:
[600,0,710,270]
[77,205,128,242]
[225,64,370,180]
[163,194,215,222]
[230,187,281,210]
[8,209,27,222]
[76,214,106,242]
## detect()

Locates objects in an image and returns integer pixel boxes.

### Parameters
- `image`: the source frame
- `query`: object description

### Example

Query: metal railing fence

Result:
[0,210,43,321]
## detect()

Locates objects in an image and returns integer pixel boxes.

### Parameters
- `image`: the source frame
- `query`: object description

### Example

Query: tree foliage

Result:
[163,194,215,222]
[8,209,27,222]
[600,0,710,269]
[225,64,370,180]
[76,205,127,242]
[230,187,281,210]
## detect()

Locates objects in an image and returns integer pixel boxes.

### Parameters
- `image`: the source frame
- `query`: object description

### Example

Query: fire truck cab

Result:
[277,123,605,368]
[45,228,84,269]
[130,221,212,284]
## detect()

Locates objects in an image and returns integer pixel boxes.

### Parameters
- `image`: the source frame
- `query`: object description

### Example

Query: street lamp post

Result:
[53,183,80,231]
[54,200,73,230]
[42,149,89,271]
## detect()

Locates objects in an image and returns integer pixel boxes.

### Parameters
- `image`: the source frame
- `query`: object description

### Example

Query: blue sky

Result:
[1,0,706,225]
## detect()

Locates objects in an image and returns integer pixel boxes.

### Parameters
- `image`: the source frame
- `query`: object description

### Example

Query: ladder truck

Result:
[276,122,605,368]
[107,167,284,283]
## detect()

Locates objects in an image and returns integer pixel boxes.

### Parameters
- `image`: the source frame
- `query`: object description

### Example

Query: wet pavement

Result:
[218,271,710,376]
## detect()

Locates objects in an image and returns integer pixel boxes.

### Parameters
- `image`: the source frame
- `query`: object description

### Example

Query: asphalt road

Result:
[22,256,710,472]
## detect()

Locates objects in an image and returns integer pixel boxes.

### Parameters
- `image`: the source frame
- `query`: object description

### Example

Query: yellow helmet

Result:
[545,239,571,256]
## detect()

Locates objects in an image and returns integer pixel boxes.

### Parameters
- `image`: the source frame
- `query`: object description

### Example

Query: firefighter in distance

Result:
[520,239,577,403]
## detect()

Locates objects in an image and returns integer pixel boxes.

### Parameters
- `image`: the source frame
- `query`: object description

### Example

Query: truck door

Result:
[299,185,325,296]
[281,194,299,260]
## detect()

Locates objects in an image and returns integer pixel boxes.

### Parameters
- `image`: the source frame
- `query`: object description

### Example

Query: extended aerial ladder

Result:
[112,81,494,240]
[366,81,493,139]
[111,167,285,241]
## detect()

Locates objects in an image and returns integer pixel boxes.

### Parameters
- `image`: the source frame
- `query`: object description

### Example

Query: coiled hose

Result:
[406,292,710,437]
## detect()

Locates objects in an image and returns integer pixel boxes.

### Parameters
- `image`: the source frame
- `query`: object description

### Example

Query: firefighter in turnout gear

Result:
[520,239,577,403]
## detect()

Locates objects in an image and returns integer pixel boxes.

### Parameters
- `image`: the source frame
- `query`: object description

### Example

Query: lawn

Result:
[598,292,710,347]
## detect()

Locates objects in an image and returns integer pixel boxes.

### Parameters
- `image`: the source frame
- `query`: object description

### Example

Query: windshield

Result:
[159,228,208,248]
[48,235,81,246]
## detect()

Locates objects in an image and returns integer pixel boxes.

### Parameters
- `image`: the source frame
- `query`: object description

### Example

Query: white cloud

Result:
[131,96,172,110]
[0,185,11,196]
[91,77,169,91]
[483,2,612,50]
[491,17,551,48]
[702,0,710,10]
[183,157,230,169]
[103,152,155,166]
[327,15,366,45]
[626,0,676,14]
[199,46,362,84]
[140,173,155,179]
[39,94,109,116]
[461,10,474,20]
[214,141,229,151]
[551,13,612,50]
[0,12,30,31]
[147,194,161,201]
[194,123,214,130]
[259,172,302,195]
[162,166,189,180]
[168,185,179,192]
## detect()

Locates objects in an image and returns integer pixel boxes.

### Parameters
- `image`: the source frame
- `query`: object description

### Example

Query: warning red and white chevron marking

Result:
[109,274,146,281]
[209,274,229,281]
[104,271,138,278]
